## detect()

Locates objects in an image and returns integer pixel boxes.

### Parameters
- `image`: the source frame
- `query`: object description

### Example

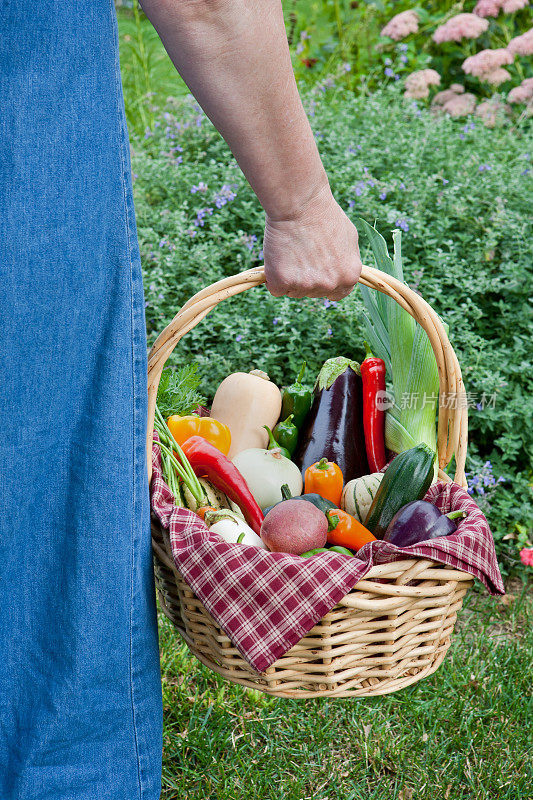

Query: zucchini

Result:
[328,545,354,556]
[365,444,435,538]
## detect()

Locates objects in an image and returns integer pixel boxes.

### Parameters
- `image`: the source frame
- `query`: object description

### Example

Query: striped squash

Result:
[341,473,384,524]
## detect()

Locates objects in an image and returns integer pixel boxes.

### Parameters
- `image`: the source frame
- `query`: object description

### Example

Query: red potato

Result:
[260,499,328,555]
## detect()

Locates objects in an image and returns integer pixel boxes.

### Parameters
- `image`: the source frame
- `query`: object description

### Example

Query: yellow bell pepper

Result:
[167,415,231,455]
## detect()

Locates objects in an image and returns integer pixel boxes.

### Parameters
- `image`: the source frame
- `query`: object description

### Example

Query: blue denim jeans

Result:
[0,2,163,798]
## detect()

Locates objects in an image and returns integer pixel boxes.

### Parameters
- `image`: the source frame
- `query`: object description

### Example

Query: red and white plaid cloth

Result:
[150,441,504,673]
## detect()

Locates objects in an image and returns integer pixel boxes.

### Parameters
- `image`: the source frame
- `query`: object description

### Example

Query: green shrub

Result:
[131,85,532,574]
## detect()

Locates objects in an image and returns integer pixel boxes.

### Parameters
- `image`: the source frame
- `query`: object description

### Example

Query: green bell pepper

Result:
[273,414,298,456]
[280,362,313,429]
[263,425,291,460]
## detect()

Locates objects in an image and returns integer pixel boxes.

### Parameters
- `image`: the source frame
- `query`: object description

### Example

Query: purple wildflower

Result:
[213,184,237,209]
[190,182,208,194]
[245,234,258,251]
[194,207,213,227]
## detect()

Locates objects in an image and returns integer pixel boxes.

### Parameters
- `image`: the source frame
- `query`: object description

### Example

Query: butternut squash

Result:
[210,370,282,457]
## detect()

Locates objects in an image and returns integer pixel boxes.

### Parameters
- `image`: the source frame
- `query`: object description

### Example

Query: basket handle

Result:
[146,266,468,487]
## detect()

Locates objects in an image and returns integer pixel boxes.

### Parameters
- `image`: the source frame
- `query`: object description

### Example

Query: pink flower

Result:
[474,0,529,15]
[432,90,458,106]
[508,28,533,56]
[433,13,489,43]
[442,93,477,117]
[475,98,510,127]
[432,86,465,107]
[520,548,533,567]
[483,67,512,85]
[473,0,501,16]
[404,69,441,99]
[381,10,419,41]
[462,48,514,77]
[501,0,529,11]
[508,77,533,103]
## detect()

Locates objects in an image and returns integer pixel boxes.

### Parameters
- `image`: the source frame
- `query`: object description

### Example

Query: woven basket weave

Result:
[147,266,474,698]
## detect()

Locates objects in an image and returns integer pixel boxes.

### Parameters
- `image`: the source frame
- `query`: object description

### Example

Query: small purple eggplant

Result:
[383,501,467,548]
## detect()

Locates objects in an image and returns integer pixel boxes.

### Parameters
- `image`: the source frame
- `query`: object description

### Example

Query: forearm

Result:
[141,0,329,220]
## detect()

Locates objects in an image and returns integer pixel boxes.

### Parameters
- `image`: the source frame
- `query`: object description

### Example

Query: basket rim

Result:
[150,514,475,590]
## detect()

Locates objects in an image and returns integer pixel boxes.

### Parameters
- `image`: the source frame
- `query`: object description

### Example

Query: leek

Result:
[357,219,441,457]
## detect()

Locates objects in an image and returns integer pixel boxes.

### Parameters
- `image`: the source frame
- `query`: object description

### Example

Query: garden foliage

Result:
[287,1,532,106]
[131,85,532,572]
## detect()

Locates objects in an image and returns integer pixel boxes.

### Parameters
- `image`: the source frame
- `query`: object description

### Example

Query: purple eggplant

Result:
[383,500,467,547]
[293,357,369,482]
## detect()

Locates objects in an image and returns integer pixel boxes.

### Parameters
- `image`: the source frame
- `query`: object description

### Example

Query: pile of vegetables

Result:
[156,291,467,557]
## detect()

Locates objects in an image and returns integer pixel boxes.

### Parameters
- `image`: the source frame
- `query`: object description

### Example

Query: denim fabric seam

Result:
[109,3,143,797]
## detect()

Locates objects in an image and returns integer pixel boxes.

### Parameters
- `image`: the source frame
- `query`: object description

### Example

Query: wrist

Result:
[264,171,332,225]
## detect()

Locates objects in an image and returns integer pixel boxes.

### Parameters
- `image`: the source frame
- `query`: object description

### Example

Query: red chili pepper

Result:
[181,436,264,535]
[360,342,387,472]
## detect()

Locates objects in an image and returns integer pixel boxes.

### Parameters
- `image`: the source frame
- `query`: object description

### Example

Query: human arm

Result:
[140,0,362,299]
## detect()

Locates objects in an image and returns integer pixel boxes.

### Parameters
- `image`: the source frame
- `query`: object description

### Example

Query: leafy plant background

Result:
[119,1,533,139]
[287,0,532,98]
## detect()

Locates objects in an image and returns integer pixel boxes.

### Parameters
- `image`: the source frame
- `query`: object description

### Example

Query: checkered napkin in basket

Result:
[150,440,504,673]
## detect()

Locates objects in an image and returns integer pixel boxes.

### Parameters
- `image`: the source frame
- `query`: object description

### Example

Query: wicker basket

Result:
[147,266,474,698]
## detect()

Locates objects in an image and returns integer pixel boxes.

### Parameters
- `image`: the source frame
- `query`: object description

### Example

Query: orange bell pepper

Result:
[304,458,343,507]
[167,415,231,455]
[327,509,376,552]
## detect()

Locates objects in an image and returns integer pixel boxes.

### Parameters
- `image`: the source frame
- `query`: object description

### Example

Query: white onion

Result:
[232,448,302,510]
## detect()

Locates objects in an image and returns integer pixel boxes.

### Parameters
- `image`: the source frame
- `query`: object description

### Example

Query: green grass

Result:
[158,584,532,800]
[118,5,188,136]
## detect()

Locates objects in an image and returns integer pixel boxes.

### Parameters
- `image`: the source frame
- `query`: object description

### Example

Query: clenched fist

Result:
[263,183,362,301]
